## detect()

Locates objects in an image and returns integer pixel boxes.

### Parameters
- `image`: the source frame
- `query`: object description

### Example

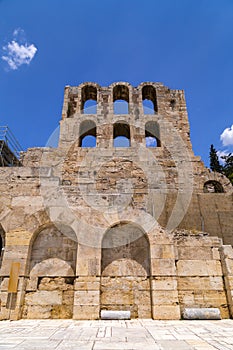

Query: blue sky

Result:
[1,0,233,165]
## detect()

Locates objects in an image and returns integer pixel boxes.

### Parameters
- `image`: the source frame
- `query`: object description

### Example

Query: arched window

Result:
[113,122,130,147]
[113,85,129,114]
[203,180,224,193]
[81,85,97,114]
[170,99,176,111]
[142,85,158,114]
[145,121,161,147]
[79,120,96,147]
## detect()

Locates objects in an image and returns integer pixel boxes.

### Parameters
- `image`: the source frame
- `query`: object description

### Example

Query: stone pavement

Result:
[0,319,233,350]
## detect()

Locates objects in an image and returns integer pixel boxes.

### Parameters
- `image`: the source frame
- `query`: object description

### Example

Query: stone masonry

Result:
[0,81,233,320]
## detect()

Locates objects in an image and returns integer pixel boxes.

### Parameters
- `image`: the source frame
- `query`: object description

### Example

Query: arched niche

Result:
[79,120,96,147]
[203,180,224,193]
[23,225,77,320]
[81,85,98,114]
[113,85,129,114]
[100,222,152,318]
[142,85,158,114]
[29,224,77,273]
[113,122,130,147]
[145,121,161,147]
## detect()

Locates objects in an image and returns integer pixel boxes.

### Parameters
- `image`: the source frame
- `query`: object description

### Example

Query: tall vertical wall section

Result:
[0,81,233,320]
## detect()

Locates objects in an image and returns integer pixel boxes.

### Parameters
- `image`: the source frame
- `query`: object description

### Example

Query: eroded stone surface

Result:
[0,82,233,320]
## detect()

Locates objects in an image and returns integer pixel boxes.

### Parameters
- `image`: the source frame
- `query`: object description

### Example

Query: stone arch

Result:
[23,224,78,319]
[112,84,130,114]
[80,84,98,114]
[142,85,158,114]
[100,221,152,318]
[200,172,232,194]
[79,119,96,147]
[29,223,77,273]
[145,121,161,147]
[113,122,130,147]
[203,180,224,193]
[30,258,75,277]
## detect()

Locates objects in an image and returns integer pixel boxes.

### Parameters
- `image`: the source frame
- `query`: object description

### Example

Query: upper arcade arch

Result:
[112,84,130,114]
[142,85,158,114]
[80,84,98,114]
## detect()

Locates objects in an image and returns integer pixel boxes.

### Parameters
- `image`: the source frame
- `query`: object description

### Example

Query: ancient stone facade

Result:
[0,81,233,320]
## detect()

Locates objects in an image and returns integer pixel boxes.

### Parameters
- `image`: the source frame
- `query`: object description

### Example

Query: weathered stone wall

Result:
[0,81,233,320]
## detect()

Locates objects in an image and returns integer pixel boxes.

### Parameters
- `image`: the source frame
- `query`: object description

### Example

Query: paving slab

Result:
[0,319,233,349]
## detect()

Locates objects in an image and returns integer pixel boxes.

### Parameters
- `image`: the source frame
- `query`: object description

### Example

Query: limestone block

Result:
[178,276,224,291]
[12,196,43,208]
[25,290,62,306]
[3,245,29,260]
[133,290,151,305]
[51,304,73,319]
[100,290,134,305]
[177,246,212,260]
[137,304,152,318]
[76,259,89,276]
[202,290,228,305]
[212,248,220,260]
[178,291,195,305]
[222,259,233,275]
[0,278,9,291]
[88,258,101,276]
[182,308,221,320]
[74,277,100,291]
[0,258,27,276]
[0,291,8,306]
[152,290,179,305]
[6,229,33,246]
[151,259,176,276]
[221,245,233,259]
[151,277,177,290]
[152,305,180,320]
[0,307,9,320]
[74,290,99,305]
[219,305,230,319]
[73,305,99,320]
[24,305,51,319]
[62,290,74,306]
[150,245,175,259]
[176,260,222,277]
[26,277,38,291]
[225,276,233,289]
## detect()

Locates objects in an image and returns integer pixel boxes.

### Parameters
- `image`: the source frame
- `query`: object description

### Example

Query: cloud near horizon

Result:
[2,28,37,70]
[220,125,233,146]
[217,124,233,163]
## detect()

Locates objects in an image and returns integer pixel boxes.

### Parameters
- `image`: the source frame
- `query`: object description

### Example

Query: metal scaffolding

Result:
[0,126,22,166]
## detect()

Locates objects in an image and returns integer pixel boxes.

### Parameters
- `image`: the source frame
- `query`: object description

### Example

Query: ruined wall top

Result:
[61,81,186,119]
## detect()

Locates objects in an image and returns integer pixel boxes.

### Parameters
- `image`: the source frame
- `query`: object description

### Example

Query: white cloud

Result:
[220,125,233,146]
[217,150,229,164]
[2,28,37,70]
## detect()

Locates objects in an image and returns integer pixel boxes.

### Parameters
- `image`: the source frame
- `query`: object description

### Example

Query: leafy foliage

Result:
[209,144,222,172]
[221,153,233,185]
[209,145,233,185]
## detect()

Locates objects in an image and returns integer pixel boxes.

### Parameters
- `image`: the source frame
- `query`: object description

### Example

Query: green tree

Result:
[221,153,233,185]
[209,144,222,172]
